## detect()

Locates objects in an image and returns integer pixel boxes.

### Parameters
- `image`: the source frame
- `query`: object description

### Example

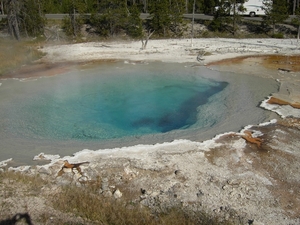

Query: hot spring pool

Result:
[0,62,278,164]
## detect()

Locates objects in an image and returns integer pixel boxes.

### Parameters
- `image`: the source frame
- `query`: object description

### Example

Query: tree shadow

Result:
[243,20,268,34]
[0,213,33,225]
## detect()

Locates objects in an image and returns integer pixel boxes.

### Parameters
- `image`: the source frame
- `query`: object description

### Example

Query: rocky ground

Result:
[2,117,300,224]
[1,38,300,225]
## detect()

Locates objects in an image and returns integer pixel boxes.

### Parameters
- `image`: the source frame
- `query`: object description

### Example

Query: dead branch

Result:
[141,29,155,50]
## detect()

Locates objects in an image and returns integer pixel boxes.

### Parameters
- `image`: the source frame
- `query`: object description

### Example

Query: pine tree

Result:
[263,0,289,35]
[127,3,143,38]
[149,0,171,36]
[5,0,45,40]
[62,0,86,37]
[169,0,186,36]
[292,7,300,41]
[231,0,246,36]
[203,0,216,15]
[90,0,128,37]
[21,0,46,37]
[211,0,245,35]
[0,0,4,14]
[43,0,60,13]
[6,0,21,40]
[85,0,98,13]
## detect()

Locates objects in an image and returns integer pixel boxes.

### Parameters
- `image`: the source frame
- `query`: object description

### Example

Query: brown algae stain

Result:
[262,55,300,72]
[208,54,300,72]
[1,59,119,79]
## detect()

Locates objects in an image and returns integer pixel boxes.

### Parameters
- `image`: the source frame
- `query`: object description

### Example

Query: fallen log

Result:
[241,130,262,148]
[57,160,89,176]
[278,68,291,72]
[267,96,300,109]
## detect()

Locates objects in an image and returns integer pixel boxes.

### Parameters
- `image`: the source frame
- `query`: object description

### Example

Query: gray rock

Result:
[101,178,109,191]
[103,190,112,198]
[38,167,51,175]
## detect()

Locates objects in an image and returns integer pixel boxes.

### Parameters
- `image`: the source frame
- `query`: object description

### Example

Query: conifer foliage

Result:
[292,7,300,41]
[169,0,186,36]
[5,0,45,40]
[149,0,171,36]
[22,0,45,37]
[1,0,300,40]
[90,0,129,37]
[62,0,86,37]
[127,4,143,39]
[6,0,21,40]
[211,0,245,36]
[263,0,289,35]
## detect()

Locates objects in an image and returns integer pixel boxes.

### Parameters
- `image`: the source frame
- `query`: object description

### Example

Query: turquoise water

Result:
[5,63,226,140]
[0,62,278,164]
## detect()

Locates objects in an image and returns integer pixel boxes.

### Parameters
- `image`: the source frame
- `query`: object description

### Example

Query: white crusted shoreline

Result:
[41,38,300,64]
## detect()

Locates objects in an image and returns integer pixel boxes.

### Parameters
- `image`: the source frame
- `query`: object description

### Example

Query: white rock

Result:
[113,189,122,199]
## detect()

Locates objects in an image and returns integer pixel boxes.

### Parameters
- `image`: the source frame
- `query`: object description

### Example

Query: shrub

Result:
[271,33,284,39]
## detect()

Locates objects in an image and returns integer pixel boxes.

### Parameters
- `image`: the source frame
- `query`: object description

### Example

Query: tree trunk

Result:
[37,0,42,16]
[191,0,195,46]
[141,29,154,49]
[143,0,147,12]
[7,0,21,40]
[233,1,236,36]
[72,0,76,36]
[298,24,300,42]
[0,1,4,14]
[186,0,188,13]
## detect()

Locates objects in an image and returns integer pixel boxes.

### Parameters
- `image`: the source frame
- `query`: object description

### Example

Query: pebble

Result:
[113,189,122,199]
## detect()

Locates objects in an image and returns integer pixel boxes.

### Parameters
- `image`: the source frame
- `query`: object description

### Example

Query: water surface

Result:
[0,62,278,164]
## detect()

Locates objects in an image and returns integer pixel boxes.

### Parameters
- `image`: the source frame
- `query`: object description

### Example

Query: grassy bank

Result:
[0,38,45,76]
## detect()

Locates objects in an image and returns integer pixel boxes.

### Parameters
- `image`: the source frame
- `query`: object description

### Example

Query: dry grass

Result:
[0,170,237,224]
[0,38,45,76]
[52,184,234,225]
[0,170,46,190]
